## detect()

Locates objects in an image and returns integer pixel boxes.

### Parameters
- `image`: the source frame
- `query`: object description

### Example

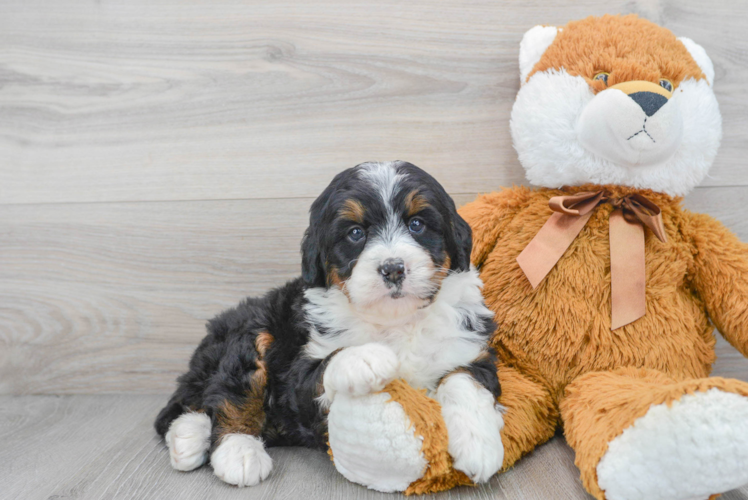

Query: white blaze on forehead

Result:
[357,161,411,246]
[358,161,404,214]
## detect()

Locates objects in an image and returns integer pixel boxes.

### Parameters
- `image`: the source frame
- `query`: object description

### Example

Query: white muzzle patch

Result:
[346,229,436,308]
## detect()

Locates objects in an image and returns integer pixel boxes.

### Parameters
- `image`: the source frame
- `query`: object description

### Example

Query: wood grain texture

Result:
[2,187,748,394]
[1,0,748,205]
[0,187,745,394]
[3,2,748,498]
[0,394,746,500]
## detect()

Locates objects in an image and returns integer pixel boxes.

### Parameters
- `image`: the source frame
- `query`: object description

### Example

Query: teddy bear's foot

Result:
[328,390,427,492]
[597,388,748,500]
[165,412,211,471]
[327,379,474,494]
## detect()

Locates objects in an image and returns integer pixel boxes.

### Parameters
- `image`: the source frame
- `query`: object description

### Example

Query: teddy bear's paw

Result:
[322,343,399,404]
[210,434,273,487]
[165,412,211,471]
[328,391,428,492]
[597,388,748,500]
[437,373,505,483]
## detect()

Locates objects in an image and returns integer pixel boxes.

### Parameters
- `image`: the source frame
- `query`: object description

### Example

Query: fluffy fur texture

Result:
[459,14,748,500]
[154,161,501,489]
[597,388,748,500]
[306,267,496,393]
[165,412,212,471]
[519,25,559,83]
[435,372,505,483]
[210,434,273,487]
[562,370,748,500]
[328,388,429,493]
[512,14,721,196]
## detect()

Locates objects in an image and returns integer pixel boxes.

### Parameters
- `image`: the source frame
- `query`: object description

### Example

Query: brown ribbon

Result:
[516,190,667,330]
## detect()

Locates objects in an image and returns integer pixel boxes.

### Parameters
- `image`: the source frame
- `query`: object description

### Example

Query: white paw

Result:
[436,373,504,483]
[322,343,399,404]
[211,434,272,487]
[165,412,211,471]
[597,388,748,500]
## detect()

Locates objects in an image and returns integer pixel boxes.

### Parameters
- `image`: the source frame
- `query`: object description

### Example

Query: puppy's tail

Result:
[154,395,187,438]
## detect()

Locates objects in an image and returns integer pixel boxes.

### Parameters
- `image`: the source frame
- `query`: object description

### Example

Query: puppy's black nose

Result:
[629,91,668,117]
[379,258,405,285]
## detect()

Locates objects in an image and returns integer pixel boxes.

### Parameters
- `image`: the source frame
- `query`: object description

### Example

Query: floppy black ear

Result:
[301,225,326,288]
[451,211,473,272]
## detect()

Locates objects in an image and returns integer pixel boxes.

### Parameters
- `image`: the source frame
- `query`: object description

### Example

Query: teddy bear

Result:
[326,14,748,500]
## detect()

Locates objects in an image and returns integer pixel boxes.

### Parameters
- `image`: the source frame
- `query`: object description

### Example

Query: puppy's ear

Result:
[301,225,326,288]
[451,211,473,272]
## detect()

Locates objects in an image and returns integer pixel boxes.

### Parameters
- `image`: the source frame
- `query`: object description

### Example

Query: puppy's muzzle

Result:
[378,258,405,286]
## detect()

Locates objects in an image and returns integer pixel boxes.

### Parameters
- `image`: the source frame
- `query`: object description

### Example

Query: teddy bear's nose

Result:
[628,91,668,117]
[609,80,672,118]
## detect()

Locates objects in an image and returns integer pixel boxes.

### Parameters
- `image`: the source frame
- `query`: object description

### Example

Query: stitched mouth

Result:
[627,117,656,143]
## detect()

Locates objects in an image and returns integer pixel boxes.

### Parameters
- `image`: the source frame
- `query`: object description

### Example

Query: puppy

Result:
[154,161,504,487]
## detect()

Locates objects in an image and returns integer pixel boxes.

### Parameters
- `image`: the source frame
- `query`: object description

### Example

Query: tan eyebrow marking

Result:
[339,199,365,223]
[404,190,430,216]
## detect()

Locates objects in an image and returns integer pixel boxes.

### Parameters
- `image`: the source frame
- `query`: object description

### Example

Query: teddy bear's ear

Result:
[678,37,715,85]
[519,25,558,84]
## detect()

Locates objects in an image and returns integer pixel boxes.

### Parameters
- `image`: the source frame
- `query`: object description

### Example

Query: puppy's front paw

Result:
[437,373,505,483]
[211,434,273,487]
[165,412,212,471]
[322,343,399,403]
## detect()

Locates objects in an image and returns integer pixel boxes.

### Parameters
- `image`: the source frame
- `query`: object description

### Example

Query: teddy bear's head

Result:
[510,14,721,196]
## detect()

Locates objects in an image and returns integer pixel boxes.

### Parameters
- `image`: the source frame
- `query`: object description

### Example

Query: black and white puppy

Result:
[155,161,503,487]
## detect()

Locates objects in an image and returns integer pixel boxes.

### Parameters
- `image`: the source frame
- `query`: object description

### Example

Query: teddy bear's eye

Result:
[659,79,673,92]
[593,72,609,85]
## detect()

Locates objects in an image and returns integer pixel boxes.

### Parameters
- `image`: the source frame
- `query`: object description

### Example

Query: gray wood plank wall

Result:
[2,0,748,395]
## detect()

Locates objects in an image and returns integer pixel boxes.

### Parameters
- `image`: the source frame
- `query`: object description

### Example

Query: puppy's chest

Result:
[306,310,484,391]
[383,325,483,391]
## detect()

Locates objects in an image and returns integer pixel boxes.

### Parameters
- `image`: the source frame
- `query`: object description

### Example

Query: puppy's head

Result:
[302,161,471,317]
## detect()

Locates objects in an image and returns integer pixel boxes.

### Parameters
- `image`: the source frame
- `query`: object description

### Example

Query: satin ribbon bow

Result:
[516,190,667,330]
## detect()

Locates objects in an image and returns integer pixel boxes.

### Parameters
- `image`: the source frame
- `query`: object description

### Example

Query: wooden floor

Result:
[3,0,748,498]
[2,394,747,500]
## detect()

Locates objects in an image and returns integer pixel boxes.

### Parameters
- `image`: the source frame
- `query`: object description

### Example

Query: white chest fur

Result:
[303,269,493,392]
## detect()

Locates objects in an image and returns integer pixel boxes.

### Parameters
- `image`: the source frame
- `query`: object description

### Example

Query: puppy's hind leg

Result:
[209,356,273,487]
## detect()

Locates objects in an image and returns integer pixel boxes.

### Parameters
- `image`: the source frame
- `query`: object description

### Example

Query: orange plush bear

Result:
[459,14,748,500]
[326,15,748,500]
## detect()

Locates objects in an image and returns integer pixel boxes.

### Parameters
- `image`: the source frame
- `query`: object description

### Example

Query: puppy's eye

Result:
[347,226,365,243]
[659,79,673,92]
[593,72,609,85]
[408,218,425,234]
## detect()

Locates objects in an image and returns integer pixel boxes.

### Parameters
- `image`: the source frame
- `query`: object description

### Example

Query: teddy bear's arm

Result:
[458,187,532,267]
[687,211,748,356]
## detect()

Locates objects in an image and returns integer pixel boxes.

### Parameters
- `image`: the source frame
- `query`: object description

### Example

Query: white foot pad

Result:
[597,388,748,500]
[328,391,427,492]
[165,412,211,471]
[211,434,273,487]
